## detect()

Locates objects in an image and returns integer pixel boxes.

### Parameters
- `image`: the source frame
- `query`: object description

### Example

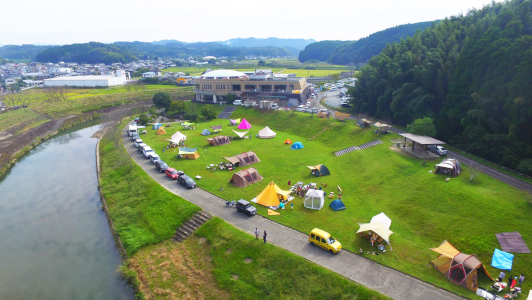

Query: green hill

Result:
[35,42,138,64]
[0,44,53,60]
[298,40,349,62]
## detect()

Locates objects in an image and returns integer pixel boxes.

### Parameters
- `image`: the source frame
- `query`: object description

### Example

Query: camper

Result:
[128,124,138,137]
[309,228,342,254]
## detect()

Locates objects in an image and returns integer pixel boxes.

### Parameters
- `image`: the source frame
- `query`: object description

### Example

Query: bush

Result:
[169,100,186,114]
[184,112,198,122]
[152,92,171,110]
[201,105,217,120]
[225,93,237,105]
[138,114,149,125]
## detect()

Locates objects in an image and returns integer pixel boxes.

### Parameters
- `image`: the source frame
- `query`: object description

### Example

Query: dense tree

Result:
[406,118,437,137]
[152,92,171,110]
[169,100,186,113]
[184,112,198,122]
[138,114,149,126]
[0,45,53,60]
[35,42,137,64]
[201,105,217,120]
[298,40,349,62]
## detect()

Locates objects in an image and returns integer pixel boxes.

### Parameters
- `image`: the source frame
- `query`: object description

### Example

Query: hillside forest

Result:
[350,0,532,174]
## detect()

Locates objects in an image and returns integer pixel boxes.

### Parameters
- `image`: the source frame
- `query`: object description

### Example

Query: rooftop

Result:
[399,133,445,145]
[44,76,121,81]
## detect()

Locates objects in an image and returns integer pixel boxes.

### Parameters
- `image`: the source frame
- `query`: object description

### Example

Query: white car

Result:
[134,138,143,148]
[296,105,306,112]
[271,103,279,110]
[428,145,448,156]
[233,100,242,106]
[149,153,160,164]
[142,146,154,158]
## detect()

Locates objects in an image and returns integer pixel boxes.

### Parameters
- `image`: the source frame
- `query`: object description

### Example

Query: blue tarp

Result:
[152,123,161,130]
[329,199,346,211]
[290,142,304,150]
[491,248,514,270]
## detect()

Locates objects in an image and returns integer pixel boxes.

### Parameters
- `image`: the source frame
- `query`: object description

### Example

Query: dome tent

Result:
[308,164,330,177]
[152,123,161,130]
[329,199,346,211]
[284,139,292,144]
[201,129,211,136]
[290,142,304,150]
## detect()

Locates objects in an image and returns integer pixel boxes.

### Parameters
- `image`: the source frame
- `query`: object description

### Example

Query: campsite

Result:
[139,107,532,298]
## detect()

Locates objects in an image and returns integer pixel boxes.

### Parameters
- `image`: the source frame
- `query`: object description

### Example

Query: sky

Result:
[1,0,501,45]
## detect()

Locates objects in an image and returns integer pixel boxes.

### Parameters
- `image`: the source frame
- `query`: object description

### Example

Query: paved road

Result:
[122,127,464,300]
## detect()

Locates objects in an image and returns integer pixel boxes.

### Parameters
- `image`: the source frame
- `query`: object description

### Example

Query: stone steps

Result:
[335,140,382,157]
[172,211,213,242]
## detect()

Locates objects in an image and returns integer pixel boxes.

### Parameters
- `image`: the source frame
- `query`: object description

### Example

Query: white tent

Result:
[304,189,325,210]
[258,126,276,139]
[357,212,394,244]
[169,131,187,144]
[232,129,249,138]
[370,212,392,229]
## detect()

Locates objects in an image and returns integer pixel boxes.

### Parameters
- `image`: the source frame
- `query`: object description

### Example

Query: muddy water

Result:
[0,124,133,299]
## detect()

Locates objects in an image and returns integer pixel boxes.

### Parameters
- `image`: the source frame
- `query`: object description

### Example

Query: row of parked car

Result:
[130,130,197,189]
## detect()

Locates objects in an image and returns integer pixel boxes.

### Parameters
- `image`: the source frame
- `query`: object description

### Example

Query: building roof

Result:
[200,69,248,79]
[44,76,119,81]
[399,133,445,145]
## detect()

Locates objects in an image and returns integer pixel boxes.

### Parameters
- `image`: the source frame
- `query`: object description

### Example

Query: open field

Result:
[0,109,47,133]
[139,106,531,299]
[131,218,389,300]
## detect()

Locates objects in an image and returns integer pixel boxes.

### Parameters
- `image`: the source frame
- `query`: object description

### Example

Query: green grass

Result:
[99,125,200,256]
[0,109,48,133]
[139,107,532,299]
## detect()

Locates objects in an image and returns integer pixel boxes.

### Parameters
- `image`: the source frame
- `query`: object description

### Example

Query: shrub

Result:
[201,105,217,120]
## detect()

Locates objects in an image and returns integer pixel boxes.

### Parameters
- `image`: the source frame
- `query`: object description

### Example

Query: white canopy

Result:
[370,212,392,229]
[357,212,394,244]
[258,126,276,139]
[304,189,325,210]
[170,131,187,144]
[232,129,249,138]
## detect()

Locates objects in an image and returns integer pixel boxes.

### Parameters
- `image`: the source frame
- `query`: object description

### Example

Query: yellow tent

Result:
[256,181,291,207]
[178,147,200,160]
[156,127,166,135]
[335,112,351,121]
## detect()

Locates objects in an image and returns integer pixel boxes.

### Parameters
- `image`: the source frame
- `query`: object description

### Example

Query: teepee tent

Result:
[201,129,211,136]
[258,126,276,139]
[238,118,251,130]
[308,164,330,177]
[304,189,325,210]
[290,142,304,150]
[255,181,291,207]
[232,130,249,139]
[229,168,263,188]
[156,127,166,135]
[329,199,346,211]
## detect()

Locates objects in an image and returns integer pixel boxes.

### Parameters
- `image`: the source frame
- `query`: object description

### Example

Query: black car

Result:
[341,103,352,108]
[177,174,196,189]
[155,160,169,172]
[236,200,256,216]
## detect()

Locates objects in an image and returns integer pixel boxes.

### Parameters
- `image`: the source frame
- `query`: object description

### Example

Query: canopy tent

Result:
[435,158,462,177]
[258,126,276,139]
[308,164,330,177]
[237,118,251,130]
[335,112,351,121]
[232,130,249,139]
[255,181,291,207]
[357,222,394,245]
[210,125,222,133]
[169,131,187,145]
[152,123,161,130]
[207,135,231,146]
[491,249,514,270]
[431,241,494,292]
[290,142,304,150]
[229,118,241,126]
[284,139,292,144]
[201,129,211,136]
[304,189,325,210]
[224,151,260,168]
[229,168,263,188]
[178,147,200,160]
[329,199,346,211]
[156,127,166,135]
[371,212,392,229]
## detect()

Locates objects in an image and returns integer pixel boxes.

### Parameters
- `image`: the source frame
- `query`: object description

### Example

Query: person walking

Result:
[263,230,267,244]
[499,271,506,282]
[255,228,259,240]
[519,274,525,285]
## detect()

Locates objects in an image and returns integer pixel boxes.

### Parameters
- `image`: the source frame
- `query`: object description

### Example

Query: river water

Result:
[0,124,133,299]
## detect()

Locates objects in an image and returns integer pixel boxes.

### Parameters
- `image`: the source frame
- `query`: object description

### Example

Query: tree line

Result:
[350,0,532,174]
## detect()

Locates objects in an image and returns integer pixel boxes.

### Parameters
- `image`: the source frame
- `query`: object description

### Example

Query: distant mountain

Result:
[35,42,138,64]
[0,44,54,60]
[298,40,350,62]
[217,37,316,50]
[327,21,435,65]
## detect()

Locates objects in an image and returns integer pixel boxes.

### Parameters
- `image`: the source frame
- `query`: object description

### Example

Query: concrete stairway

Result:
[173,211,212,242]
[335,139,382,157]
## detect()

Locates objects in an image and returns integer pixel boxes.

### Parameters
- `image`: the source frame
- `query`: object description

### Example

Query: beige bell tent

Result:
[156,127,166,135]
[254,181,291,207]
[431,240,494,292]
[356,212,394,244]
[207,135,231,146]
[232,129,249,139]
[258,126,276,139]
[224,151,260,168]
[229,168,263,188]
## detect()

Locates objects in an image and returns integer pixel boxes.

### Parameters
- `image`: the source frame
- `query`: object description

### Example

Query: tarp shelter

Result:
[167,131,187,145]
[156,127,166,135]
[255,181,291,207]
[268,209,280,215]
[237,118,251,130]
[230,118,241,126]
[329,199,346,211]
[207,136,231,146]
[308,164,330,177]
[232,130,249,139]
[224,151,260,168]
[496,232,530,253]
[178,147,200,160]
[357,212,393,244]
[258,126,276,139]
[290,142,304,150]
[182,122,195,127]
[201,129,211,136]
[210,125,222,133]
[371,212,392,230]
[152,123,161,130]
[431,240,494,292]
[284,139,292,144]
[434,158,462,177]
[335,112,351,121]
[229,168,263,188]
[491,249,514,270]
[304,189,325,210]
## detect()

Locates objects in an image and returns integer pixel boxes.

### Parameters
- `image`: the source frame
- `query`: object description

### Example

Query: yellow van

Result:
[309,228,342,254]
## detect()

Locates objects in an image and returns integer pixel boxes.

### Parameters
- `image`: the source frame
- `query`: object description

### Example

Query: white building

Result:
[44,75,126,87]
[50,67,72,74]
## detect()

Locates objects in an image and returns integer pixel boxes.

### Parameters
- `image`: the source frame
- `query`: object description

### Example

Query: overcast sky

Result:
[1,0,500,45]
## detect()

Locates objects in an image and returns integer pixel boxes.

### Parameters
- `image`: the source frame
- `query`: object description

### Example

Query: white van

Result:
[128,124,138,137]
[233,100,242,106]
[142,146,154,158]
[149,153,160,164]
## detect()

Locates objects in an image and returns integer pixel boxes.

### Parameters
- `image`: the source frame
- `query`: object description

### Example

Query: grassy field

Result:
[131,217,389,300]
[139,106,531,299]
[0,109,47,132]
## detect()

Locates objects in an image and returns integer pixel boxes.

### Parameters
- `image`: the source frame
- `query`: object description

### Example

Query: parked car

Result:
[133,139,143,147]
[149,153,160,164]
[165,167,179,179]
[341,103,352,108]
[137,143,147,152]
[177,174,196,189]
[155,160,169,173]
[309,228,342,254]
[236,200,257,216]
[306,101,312,107]
[233,100,242,106]
[310,108,319,114]
[271,103,279,110]
[142,146,154,158]
[428,145,448,156]
[296,105,306,112]
[131,133,140,141]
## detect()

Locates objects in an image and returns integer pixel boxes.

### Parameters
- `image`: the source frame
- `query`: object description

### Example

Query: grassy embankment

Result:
[101,122,389,300]
[139,106,531,299]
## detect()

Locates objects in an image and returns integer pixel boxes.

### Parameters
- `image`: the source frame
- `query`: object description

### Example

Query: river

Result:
[0,123,133,300]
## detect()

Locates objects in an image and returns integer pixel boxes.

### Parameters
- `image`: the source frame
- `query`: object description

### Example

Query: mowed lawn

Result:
[140,107,531,299]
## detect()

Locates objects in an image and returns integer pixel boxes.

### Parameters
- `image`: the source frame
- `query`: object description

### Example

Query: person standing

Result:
[255,228,259,240]
[519,274,524,285]
[263,230,267,244]
[507,275,513,288]
[288,180,291,186]
[291,202,294,210]
[499,271,505,282]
